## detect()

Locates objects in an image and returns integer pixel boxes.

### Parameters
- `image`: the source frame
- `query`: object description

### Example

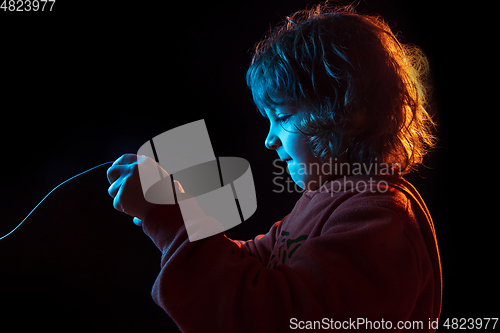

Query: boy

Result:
[107,4,441,332]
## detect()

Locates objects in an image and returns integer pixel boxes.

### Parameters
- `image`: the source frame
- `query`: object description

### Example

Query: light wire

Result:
[0,161,114,241]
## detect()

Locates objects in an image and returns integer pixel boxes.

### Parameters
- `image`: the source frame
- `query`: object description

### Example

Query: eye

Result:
[277,114,292,124]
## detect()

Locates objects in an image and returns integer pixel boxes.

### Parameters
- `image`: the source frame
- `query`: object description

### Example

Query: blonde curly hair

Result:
[246,4,436,174]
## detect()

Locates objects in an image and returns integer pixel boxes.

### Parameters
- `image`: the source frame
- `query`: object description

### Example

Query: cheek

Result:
[288,135,327,186]
[284,132,307,155]
[286,136,316,177]
[292,135,316,165]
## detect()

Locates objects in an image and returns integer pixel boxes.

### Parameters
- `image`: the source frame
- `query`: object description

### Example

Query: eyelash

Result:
[277,114,292,124]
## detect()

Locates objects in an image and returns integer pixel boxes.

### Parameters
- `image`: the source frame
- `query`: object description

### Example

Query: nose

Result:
[265,132,280,150]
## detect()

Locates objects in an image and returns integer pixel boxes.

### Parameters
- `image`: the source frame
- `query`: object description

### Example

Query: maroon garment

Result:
[143,175,442,332]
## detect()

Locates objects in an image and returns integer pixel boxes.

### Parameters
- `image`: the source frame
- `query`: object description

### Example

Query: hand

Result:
[107,154,161,226]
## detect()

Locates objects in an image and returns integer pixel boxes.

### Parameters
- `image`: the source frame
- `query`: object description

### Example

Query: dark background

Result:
[0,0,494,331]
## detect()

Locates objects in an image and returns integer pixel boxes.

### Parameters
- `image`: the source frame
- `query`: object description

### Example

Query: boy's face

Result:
[264,104,332,190]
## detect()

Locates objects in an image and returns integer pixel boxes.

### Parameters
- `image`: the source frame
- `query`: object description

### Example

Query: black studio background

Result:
[0,1,494,332]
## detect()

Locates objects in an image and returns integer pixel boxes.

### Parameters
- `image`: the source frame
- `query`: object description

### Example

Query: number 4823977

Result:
[442,318,498,330]
[1,0,56,11]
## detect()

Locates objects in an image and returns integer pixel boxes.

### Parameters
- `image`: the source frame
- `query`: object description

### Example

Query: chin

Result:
[292,176,321,191]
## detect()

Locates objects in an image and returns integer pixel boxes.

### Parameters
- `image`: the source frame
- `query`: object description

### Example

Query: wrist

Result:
[142,204,186,250]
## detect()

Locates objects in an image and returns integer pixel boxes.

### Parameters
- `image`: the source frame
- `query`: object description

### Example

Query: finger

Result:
[133,217,143,226]
[108,178,122,198]
[112,154,138,166]
[107,164,129,184]
[113,194,124,213]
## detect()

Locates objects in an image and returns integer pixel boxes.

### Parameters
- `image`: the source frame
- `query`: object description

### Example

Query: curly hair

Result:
[246,4,436,174]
